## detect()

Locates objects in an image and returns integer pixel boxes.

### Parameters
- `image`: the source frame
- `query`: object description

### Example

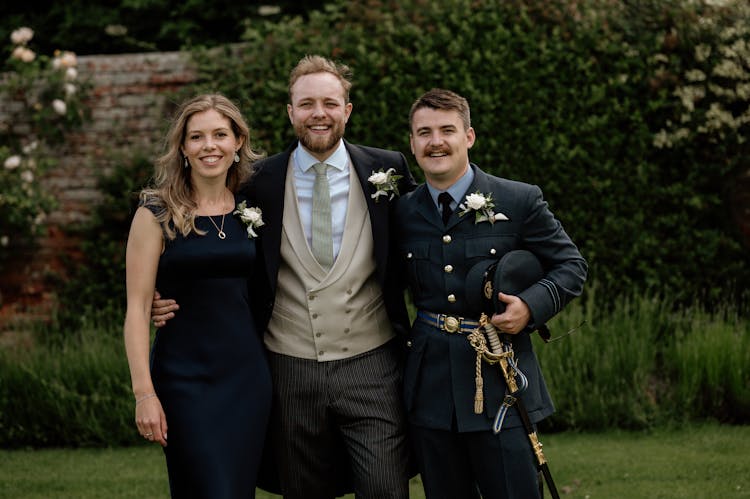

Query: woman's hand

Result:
[135,393,168,447]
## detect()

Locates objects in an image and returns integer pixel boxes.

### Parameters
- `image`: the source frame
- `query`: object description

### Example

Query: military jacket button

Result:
[490,248,497,255]
[444,264,453,273]
[443,235,452,243]
[447,294,456,303]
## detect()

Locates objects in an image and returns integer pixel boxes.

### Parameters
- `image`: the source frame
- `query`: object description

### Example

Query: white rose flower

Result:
[4,155,22,170]
[52,99,67,115]
[369,171,388,184]
[21,48,36,62]
[65,83,77,97]
[368,168,401,202]
[10,27,34,45]
[65,67,78,81]
[457,190,507,225]
[12,46,36,62]
[60,51,78,68]
[21,170,34,183]
[234,201,264,238]
[243,208,262,224]
[22,141,38,154]
[465,193,486,210]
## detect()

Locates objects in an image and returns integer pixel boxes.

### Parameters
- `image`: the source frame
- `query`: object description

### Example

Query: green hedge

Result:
[181,0,749,309]
[2,291,747,447]
[56,0,749,325]
[0,1,327,57]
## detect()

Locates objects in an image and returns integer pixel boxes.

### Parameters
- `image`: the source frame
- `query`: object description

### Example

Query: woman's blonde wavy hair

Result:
[140,94,264,240]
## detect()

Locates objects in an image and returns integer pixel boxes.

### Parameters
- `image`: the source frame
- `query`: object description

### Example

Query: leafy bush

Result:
[183,0,750,309]
[40,0,749,326]
[0,27,88,270]
[0,1,327,56]
[2,287,746,447]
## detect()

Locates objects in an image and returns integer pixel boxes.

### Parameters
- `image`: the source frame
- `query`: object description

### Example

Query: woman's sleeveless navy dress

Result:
[146,198,271,498]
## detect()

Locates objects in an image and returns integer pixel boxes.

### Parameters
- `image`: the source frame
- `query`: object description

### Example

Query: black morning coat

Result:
[242,140,418,495]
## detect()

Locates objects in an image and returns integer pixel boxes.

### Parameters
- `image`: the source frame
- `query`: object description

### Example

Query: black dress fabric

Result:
[146,198,272,498]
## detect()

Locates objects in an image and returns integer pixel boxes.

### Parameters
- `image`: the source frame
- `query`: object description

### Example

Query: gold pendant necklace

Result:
[207,213,226,239]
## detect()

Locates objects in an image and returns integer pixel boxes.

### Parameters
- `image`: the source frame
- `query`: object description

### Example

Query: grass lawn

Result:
[1,423,748,498]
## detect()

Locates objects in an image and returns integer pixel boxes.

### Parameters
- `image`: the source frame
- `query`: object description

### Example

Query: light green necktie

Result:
[311,162,334,269]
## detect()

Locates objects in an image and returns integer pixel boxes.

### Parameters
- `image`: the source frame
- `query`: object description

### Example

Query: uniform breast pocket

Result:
[464,235,517,264]
[401,242,431,296]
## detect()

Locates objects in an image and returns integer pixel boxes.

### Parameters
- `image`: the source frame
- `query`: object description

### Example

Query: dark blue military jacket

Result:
[395,165,587,432]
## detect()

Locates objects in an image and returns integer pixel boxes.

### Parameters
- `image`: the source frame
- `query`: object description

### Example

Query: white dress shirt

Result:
[293,140,350,259]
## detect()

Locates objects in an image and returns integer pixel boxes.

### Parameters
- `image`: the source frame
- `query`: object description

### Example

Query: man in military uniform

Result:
[395,88,587,498]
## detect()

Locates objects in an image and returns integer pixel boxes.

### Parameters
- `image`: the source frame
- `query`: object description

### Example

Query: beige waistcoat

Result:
[264,157,395,361]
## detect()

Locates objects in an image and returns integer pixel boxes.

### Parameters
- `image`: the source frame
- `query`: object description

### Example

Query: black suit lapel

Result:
[253,143,295,294]
[345,142,390,279]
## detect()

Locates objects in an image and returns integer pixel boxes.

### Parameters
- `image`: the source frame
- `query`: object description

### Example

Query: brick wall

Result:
[0,50,197,327]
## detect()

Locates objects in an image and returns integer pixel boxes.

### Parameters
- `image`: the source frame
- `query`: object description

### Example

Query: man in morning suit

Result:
[244,55,416,499]
[395,88,587,498]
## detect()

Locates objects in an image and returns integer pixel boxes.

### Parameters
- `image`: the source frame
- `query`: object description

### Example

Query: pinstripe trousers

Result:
[267,340,411,499]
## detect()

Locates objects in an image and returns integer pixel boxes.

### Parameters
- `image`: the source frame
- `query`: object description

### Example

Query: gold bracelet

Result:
[135,393,157,405]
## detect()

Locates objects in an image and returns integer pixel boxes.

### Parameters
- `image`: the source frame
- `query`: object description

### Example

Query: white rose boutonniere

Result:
[233,200,264,238]
[368,167,402,202]
[458,191,510,224]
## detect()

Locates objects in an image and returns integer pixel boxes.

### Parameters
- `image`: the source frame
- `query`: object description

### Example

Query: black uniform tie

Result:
[438,192,454,226]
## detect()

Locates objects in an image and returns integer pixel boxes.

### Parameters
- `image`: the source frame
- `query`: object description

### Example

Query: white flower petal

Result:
[10,27,34,45]
[369,172,388,184]
[52,99,67,115]
[4,155,22,170]
[465,193,486,210]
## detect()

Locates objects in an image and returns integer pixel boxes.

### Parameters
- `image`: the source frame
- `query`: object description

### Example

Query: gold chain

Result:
[207,213,226,239]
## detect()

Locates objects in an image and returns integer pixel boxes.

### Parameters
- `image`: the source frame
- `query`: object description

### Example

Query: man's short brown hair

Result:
[409,88,471,131]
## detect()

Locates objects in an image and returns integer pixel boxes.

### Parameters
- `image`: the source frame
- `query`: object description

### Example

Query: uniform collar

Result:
[426,163,475,209]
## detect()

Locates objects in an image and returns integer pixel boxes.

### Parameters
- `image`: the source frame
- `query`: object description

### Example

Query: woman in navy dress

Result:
[124,94,272,498]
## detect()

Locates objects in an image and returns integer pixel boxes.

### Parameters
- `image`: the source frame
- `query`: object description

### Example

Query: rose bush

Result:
[0,27,87,267]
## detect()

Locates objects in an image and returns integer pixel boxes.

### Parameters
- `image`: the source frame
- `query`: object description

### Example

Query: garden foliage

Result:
[53,0,750,325]
[0,1,327,56]
[0,27,87,270]
[1,292,747,447]
[2,0,749,448]
[182,0,750,308]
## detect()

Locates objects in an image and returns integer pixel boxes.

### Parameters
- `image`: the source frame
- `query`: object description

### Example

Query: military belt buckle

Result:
[440,314,461,333]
